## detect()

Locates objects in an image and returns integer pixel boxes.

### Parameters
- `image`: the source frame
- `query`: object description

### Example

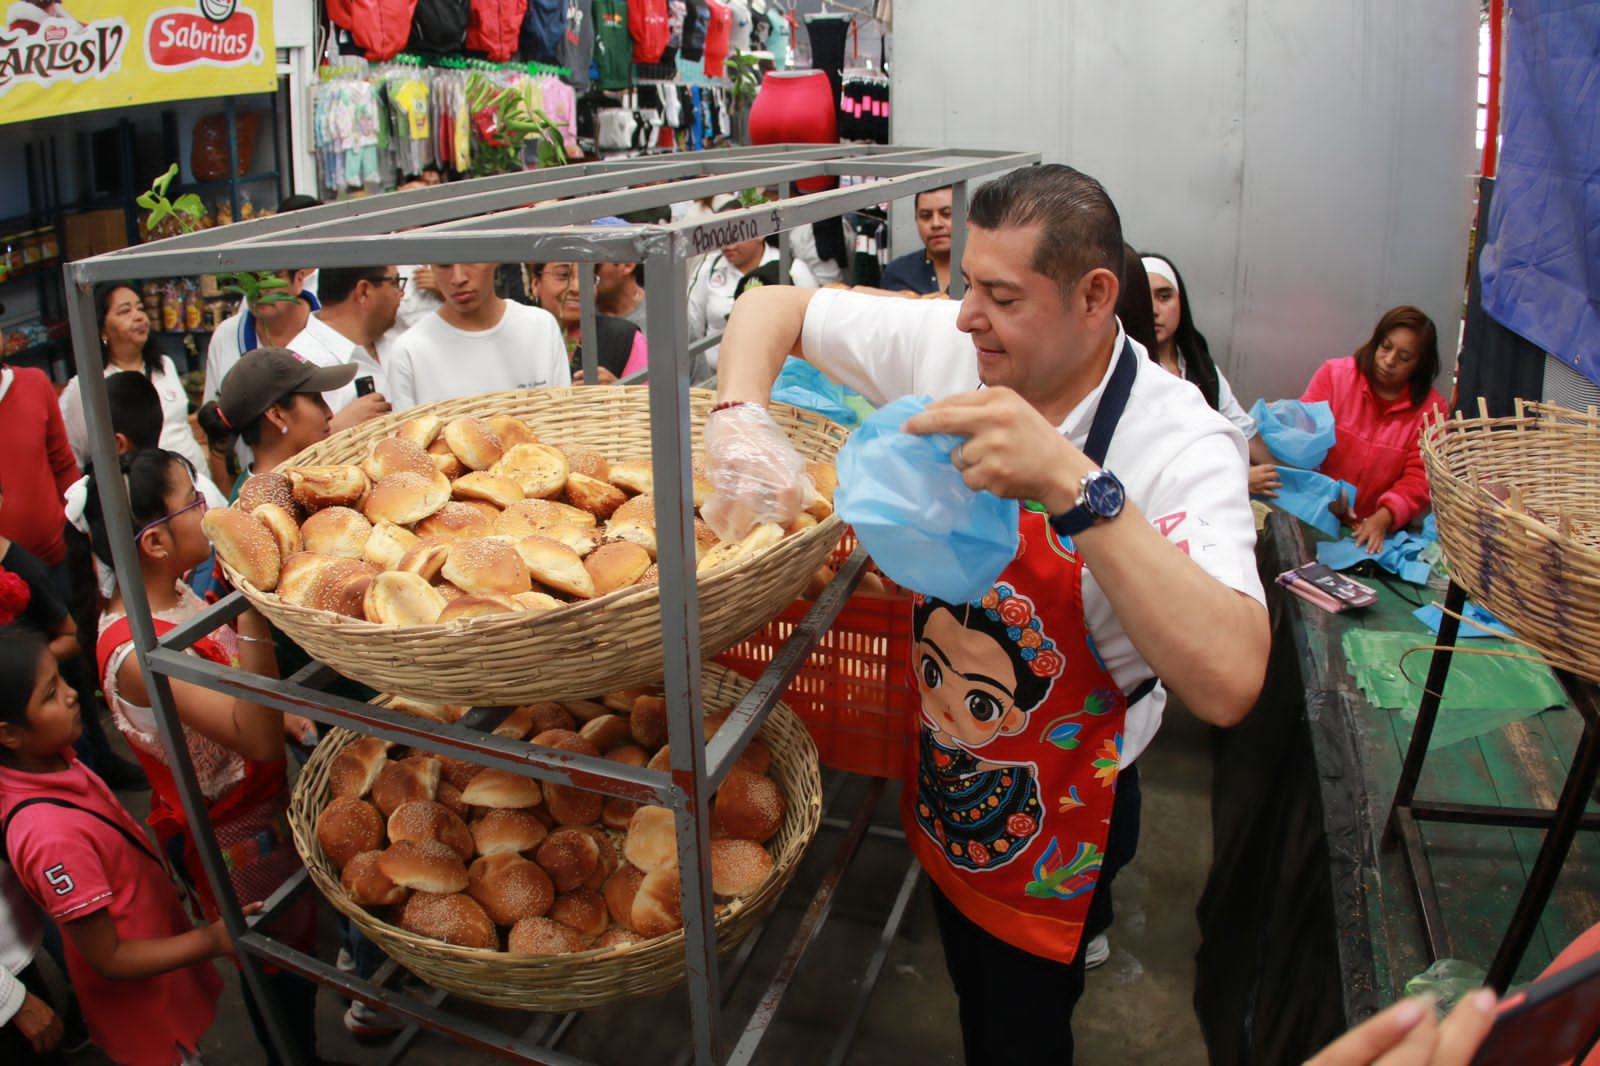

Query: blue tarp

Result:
[1477,0,1600,387]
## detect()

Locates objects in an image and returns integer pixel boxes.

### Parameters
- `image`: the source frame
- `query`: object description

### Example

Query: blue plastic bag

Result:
[834,396,1019,603]
[1250,398,1337,469]
[1412,602,1513,639]
[770,357,863,428]
[1266,467,1356,537]
[1317,528,1436,585]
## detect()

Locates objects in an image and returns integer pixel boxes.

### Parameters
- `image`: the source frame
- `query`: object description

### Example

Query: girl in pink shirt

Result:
[0,626,229,1066]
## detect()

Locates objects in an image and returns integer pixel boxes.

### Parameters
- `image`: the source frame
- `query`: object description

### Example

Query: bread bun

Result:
[545,784,603,827]
[364,570,447,626]
[528,729,599,757]
[427,437,466,479]
[549,888,608,938]
[436,779,469,819]
[394,538,452,582]
[578,714,630,753]
[629,694,669,750]
[596,927,643,951]
[387,800,474,861]
[452,471,525,509]
[287,465,370,511]
[646,746,673,773]
[787,513,818,535]
[399,890,496,949]
[605,497,656,558]
[602,795,640,831]
[437,595,520,622]
[486,415,540,449]
[307,558,379,619]
[202,508,281,591]
[565,472,627,520]
[459,768,542,809]
[735,738,772,776]
[237,470,299,519]
[535,826,601,893]
[584,541,652,596]
[562,699,610,724]
[634,564,659,587]
[436,538,531,599]
[300,506,374,560]
[605,744,649,768]
[413,501,493,542]
[631,868,684,938]
[512,536,594,599]
[512,591,564,613]
[250,503,303,560]
[394,414,442,450]
[525,703,577,735]
[576,825,619,890]
[468,853,555,926]
[443,417,504,471]
[371,756,440,817]
[378,840,469,894]
[712,770,785,843]
[623,806,679,873]
[363,470,451,526]
[606,458,652,496]
[340,850,407,907]
[329,736,392,799]
[806,462,837,502]
[387,697,457,723]
[602,864,645,930]
[603,687,651,712]
[471,808,549,857]
[506,916,585,956]
[363,436,437,482]
[490,704,536,740]
[316,796,384,867]
[555,444,609,481]
[698,522,785,575]
[710,838,774,899]
[276,552,339,605]
[426,754,480,792]
[491,443,570,499]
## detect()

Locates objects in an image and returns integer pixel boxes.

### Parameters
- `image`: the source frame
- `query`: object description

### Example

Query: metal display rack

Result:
[64,143,1037,1066]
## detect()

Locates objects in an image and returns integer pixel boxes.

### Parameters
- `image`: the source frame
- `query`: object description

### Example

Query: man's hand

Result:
[900,388,1095,513]
[1249,464,1281,498]
[13,991,63,1053]
[701,404,811,542]
[1304,991,1496,1066]
[1352,507,1394,554]
[330,392,392,432]
[412,266,438,295]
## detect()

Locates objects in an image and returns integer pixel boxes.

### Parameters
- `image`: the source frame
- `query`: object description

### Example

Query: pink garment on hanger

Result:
[702,0,732,76]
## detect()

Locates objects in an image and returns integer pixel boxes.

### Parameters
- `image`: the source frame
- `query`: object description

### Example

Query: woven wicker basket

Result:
[287,665,822,1010]
[224,386,846,705]
[1421,400,1600,683]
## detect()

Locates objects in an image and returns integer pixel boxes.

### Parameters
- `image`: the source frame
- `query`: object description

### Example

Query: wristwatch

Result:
[1049,469,1126,537]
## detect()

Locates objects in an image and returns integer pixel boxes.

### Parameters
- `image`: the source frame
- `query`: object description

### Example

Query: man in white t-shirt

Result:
[385,262,570,410]
[285,265,401,431]
[705,164,1270,1065]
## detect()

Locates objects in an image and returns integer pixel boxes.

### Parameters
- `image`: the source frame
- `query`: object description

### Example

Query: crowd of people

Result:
[0,165,1512,1066]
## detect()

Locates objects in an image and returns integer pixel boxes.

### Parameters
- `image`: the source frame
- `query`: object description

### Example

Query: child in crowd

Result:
[0,626,228,1065]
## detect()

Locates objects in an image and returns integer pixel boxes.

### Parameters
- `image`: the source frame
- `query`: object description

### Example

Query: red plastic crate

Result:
[718,588,915,779]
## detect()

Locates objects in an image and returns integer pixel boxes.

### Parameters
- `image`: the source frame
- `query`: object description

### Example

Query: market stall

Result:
[63,142,1034,1066]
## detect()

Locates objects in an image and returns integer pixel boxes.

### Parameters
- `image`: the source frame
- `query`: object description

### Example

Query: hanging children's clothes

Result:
[701,0,731,76]
[468,0,528,61]
[593,0,633,90]
[560,0,595,90]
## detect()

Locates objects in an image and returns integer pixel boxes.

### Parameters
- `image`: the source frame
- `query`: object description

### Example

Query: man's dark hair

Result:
[913,186,951,212]
[968,164,1124,296]
[105,371,163,450]
[316,266,391,306]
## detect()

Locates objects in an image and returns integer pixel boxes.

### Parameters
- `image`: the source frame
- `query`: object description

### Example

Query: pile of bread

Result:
[313,687,788,956]
[202,411,838,625]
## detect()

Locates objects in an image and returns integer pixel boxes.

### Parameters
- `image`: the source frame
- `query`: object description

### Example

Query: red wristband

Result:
[711,400,762,414]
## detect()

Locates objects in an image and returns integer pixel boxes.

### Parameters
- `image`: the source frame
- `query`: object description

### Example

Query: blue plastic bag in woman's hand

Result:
[834,396,1019,603]
[1250,398,1337,469]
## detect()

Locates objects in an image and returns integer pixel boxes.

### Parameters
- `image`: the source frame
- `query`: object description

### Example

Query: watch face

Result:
[1084,472,1125,518]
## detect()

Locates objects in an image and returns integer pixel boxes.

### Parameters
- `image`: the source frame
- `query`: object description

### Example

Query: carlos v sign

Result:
[0,0,273,124]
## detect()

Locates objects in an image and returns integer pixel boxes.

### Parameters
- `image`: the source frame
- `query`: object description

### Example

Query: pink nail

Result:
[1394,999,1429,1029]
[1469,989,1497,1012]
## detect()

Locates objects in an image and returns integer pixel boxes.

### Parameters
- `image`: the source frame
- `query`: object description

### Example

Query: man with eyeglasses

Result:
[285,266,401,431]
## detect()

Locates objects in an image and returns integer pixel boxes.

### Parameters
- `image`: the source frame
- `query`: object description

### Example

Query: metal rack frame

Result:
[64,143,1036,1066]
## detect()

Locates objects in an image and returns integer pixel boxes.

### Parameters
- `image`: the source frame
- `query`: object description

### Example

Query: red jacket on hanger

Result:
[327,0,418,60]
[468,0,528,62]
[630,0,672,64]
[702,0,732,75]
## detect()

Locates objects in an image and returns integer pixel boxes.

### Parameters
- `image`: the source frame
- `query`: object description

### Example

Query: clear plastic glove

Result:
[701,403,813,542]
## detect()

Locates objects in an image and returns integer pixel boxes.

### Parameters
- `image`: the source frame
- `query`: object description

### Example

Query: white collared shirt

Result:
[800,288,1266,765]
[285,314,371,413]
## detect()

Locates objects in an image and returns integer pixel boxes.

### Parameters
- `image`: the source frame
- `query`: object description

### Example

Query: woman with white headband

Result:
[1141,252,1280,497]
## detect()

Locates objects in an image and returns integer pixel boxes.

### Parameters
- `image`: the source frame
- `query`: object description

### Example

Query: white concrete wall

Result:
[890,0,1478,406]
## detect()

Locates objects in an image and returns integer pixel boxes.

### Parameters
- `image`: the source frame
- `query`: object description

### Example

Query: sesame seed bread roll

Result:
[363,436,437,482]
[584,541,652,597]
[506,916,585,956]
[328,736,392,800]
[709,838,774,899]
[564,472,628,520]
[442,417,504,471]
[535,826,601,893]
[413,501,493,542]
[399,890,496,949]
[364,570,447,626]
[201,507,281,591]
[436,595,520,622]
[603,864,645,930]
[711,770,786,844]
[631,868,684,938]
[471,808,549,857]
[512,535,594,599]
[394,538,451,582]
[549,888,608,939]
[606,458,652,496]
[387,800,474,862]
[468,853,555,926]
[459,768,542,810]
[441,537,532,598]
[452,471,525,509]
[394,413,441,450]
[250,503,302,561]
[486,415,540,448]
[316,796,384,868]
[490,443,570,500]
[555,444,609,481]
[287,465,369,512]
[371,756,440,817]
[362,470,451,527]
[340,850,407,907]
[362,520,420,569]
[299,506,373,560]
[378,841,469,895]
[623,806,679,874]
[236,470,299,519]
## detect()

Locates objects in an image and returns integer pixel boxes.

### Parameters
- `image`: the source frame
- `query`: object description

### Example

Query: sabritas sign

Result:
[0,0,272,124]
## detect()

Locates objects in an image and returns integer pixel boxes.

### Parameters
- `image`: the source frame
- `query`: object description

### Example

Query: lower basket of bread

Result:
[287,664,821,1011]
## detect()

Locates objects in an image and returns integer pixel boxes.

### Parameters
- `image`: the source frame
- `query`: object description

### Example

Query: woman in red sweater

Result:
[1287,306,1446,552]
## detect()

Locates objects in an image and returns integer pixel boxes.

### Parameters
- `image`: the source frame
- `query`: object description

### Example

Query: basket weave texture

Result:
[287,665,822,1010]
[1421,401,1600,683]
[224,386,846,705]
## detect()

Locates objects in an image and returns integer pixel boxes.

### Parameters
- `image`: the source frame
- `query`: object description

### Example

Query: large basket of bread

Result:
[287,664,822,1010]
[203,386,845,705]
[1422,399,1600,684]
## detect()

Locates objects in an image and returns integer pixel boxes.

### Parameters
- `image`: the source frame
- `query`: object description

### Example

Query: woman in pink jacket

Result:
[1297,306,1446,551]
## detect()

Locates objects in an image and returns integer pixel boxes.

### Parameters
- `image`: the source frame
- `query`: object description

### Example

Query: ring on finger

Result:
[952,442,969,470]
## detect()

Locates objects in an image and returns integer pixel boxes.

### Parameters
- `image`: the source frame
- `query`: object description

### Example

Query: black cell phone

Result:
[1469,949,1600,1066]
[354,375,376,397]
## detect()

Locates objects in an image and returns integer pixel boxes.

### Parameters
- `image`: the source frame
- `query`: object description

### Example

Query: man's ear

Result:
[1078,266,1120,325]
[113,432,134,456]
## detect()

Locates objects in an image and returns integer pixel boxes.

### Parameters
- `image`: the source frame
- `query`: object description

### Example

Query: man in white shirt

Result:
[687,204,818,371]
[386,262,570,410]
[705,164,1270,1065]
[285,266,401,431]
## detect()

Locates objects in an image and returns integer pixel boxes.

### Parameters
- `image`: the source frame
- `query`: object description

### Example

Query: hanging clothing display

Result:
[467,0,528,62]
[408,0,471,53]
[680,0,708,61]
[726,0,751,51]
[747,70,837,190]
[701,0,731,77]
[630,0,671,63]
[804,12,849,107]
[593,0,633,90]
[838,71,889,143]
[521,0,565,63]
[559,0,594,90]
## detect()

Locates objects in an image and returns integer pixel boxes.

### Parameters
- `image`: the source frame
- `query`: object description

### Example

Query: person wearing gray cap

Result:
[196,348,359,497]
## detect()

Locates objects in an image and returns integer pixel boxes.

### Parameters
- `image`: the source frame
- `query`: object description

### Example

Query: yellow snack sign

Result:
[0,0,275,124]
